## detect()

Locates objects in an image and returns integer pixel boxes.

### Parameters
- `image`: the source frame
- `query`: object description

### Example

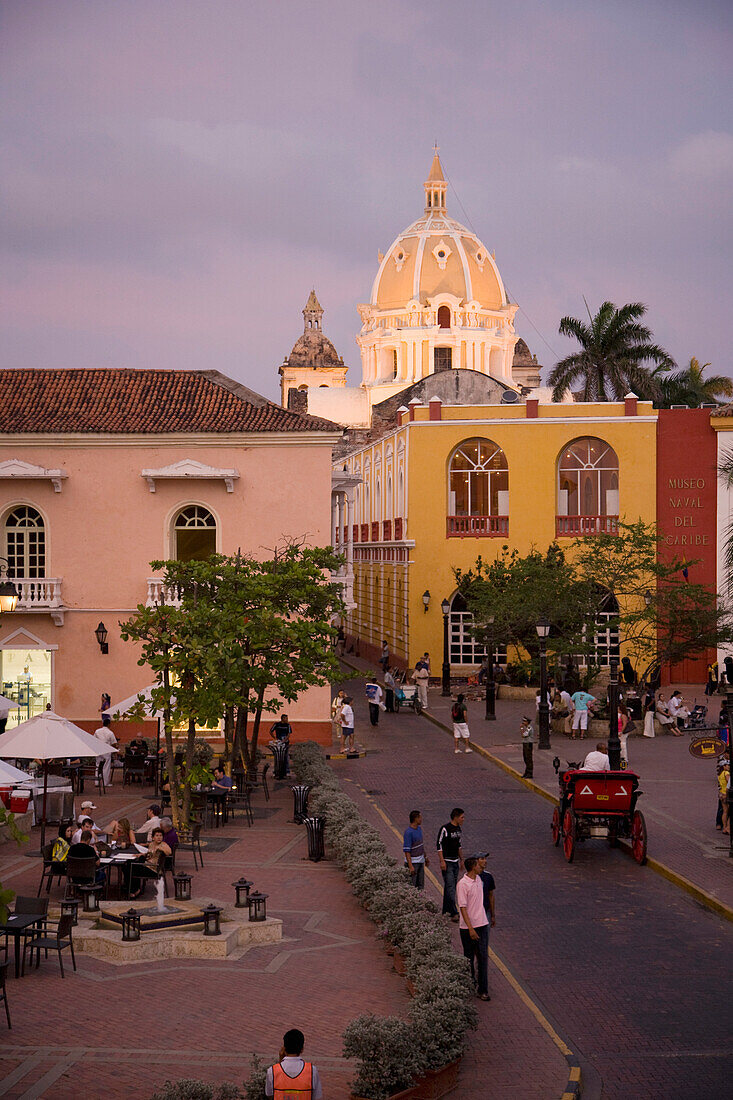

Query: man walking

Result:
[403,809,429,889]
[570,687,596,740]
[412,660,430,710]
[365,675,383,727]
[265,1028,323,1099]
[456,856,490,1001]
[384,667,396,713]
[340,696,355,752]
[520,715,534,778]
[93,716,117,786]
[451,694,473,754]
[437,807,464,921]
[380,639,390,671]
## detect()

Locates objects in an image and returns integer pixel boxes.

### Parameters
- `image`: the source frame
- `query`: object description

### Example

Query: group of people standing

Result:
[403,806,495,1001]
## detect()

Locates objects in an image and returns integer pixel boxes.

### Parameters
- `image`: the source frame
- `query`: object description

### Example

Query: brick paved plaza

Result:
[1,666,731,1099]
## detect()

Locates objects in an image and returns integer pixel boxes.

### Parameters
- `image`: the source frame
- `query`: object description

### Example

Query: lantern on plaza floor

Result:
[80,884,103,913]
[232,877,253,908]
[202,903,223,936]
[173,872,192,901]
[60,897,80,927]
[247,890,269,923]
[121,908,141,942]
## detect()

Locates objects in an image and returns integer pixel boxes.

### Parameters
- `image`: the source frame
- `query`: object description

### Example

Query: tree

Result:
[548,300,674,402]
[657,357,733,409]
[453,522,733,684]
[121,542,345,828]
[454,545,599,677]
[570,520,733,680]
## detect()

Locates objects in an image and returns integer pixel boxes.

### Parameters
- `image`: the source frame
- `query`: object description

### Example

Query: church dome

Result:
[286,290,343,368]
[370,153,508,313]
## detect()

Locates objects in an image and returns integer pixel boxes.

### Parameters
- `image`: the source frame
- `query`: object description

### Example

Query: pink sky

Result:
[2,0,731,400]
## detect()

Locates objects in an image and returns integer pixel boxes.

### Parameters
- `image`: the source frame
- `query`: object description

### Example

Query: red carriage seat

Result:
[567,771,638,813]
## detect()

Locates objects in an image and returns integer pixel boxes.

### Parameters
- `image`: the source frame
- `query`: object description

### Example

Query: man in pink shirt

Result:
[456,855,490,1000]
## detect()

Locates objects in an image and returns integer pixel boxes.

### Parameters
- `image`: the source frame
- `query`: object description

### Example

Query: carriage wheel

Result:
[631,810,647,865]
[551,807,561,846]
[562,808,576,862]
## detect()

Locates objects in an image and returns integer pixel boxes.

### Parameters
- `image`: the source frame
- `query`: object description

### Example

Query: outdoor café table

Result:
[99,849,146,899]
[0,911,44,978]
[202,787,228,829]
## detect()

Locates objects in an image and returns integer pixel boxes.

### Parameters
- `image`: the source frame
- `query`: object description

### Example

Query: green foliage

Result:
[150,1080,242,1100]
[455,544,599,670]
[242,1056,267,1100]
[456,521,733,684]
[548,299,673,402]
[120,542,345,827]
[657,357,733,408]
[192,738,214,767]
[343,1015,427,1100]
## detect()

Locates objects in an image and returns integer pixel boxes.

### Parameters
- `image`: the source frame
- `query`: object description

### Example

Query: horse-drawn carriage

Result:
[551,767,647,865]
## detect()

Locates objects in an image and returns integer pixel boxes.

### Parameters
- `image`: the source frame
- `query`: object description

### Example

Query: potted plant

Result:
[343,1014,426,1100]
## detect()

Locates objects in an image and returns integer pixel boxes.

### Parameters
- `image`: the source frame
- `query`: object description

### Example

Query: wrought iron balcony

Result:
[555,515,619,536]
[447,515,509,538]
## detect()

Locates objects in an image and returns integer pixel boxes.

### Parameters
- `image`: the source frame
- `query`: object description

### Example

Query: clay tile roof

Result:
[0,369,340,434]
[712,403,733,417]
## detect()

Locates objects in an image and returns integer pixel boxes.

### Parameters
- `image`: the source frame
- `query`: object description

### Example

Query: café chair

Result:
[64,856,98,898]
[22,914,76,978]
[6,897,49,962]
[37,843,67,896]
[0,962,10,1028]
[248,761,270,802]
[177,822,204,871]
[95,760,106,796]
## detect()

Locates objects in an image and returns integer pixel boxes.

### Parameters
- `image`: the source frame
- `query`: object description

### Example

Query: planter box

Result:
[412,1059,461,1099]
[495,685,536,700]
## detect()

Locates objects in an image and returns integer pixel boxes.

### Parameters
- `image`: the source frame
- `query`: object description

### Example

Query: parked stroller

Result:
[687,703,708,730]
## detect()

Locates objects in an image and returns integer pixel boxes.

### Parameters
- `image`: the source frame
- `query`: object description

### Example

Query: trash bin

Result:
[304,816,325,862]
[270,740,289,781]
[291,784,310,824]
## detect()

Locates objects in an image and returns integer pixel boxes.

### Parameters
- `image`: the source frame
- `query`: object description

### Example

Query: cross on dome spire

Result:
[424,148,446,213]
[302,289,323,332]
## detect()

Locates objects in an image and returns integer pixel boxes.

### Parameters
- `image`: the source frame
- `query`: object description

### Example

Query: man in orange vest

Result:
[266,1028,323,1099]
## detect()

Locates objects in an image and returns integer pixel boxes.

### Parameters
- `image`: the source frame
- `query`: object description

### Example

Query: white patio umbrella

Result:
[0,694,20,719]
[103,684,167,719]
[0,758,33,785]
[0,711,115,847]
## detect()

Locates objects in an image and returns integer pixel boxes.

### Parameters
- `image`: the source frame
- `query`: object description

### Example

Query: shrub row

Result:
[292,742,476,1100]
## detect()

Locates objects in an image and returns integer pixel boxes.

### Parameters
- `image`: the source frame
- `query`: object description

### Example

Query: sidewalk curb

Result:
[422,710,733,926]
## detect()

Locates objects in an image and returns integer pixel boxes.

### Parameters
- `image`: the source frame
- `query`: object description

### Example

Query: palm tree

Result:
[548,300,674,402]
[657,358,733,408]
[719,447,733,577]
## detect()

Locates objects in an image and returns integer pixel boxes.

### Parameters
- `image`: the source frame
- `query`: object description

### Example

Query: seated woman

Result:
[130,827,172,898]
[52,821,74,865]
[655,693,676,733]
[104,816,136,848]
[550,691,569,736]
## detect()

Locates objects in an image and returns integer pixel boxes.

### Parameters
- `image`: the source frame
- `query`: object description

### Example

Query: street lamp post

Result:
[441,598,451,697]
[485,615,496,721]
[721,686,726,858]
[536,618,551,750]
[608,656,621,770]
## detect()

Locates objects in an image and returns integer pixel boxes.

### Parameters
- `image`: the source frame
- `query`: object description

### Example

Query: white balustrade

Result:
[14,577,63,608]
[146,579,183,608]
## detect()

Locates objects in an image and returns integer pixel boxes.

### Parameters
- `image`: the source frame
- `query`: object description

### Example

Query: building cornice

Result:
[0,431,343,448]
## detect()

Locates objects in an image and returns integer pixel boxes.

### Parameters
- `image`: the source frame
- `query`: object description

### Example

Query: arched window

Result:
[174,505,216,561]
[5,506,45,577]
[437,305,451,329]
[449,592,507,666]
[557,438,619,535]
[448,439,509,537]
[434,346,452,371]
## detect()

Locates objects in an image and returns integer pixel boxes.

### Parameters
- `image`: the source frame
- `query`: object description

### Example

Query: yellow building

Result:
[339,395,657,671]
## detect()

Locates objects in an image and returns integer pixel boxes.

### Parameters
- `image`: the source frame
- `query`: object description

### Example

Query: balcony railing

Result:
[146,579,183,608]
[447,516,509,538]
[12,577,65,625]
[555,515,619,537]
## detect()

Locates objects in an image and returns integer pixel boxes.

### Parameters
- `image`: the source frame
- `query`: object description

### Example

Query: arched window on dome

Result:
[434,347,452,372]
[173,505,217,562]
[437,306,451,330]
[448,439,508,537]
[556,437,619,537]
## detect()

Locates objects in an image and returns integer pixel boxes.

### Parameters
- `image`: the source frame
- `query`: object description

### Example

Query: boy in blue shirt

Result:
[403,809,429,890]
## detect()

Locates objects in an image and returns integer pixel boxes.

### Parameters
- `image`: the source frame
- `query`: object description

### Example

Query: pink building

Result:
[0,369,340,744]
